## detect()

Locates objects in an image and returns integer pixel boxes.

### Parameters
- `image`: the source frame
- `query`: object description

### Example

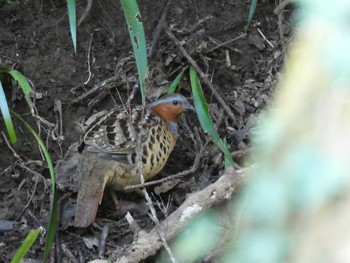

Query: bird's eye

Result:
[173,100,179,105]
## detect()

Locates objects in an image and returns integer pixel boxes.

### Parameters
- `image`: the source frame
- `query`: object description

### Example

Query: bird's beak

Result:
[184,101,195,111]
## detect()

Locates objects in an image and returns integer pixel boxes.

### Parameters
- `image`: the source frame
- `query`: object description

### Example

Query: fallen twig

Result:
[78,0,93,26]
[274,0,294,15]
[98,224,110,258]
[205,33,247,54]
[71,75,118,104]
[148,0,173,58]
[2,131,23,162]
[124,139,202,190]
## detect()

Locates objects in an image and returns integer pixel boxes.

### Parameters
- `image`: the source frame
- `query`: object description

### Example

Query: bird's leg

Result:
[108,188,120,211]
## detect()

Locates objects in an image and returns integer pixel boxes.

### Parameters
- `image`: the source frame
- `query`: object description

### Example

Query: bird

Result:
[74,93,194,227]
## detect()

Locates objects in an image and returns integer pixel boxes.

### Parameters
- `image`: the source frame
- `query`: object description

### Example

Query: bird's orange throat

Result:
[152,103,185,122]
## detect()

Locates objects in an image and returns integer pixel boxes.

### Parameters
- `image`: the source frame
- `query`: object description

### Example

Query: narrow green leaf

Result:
[0,65,11,79]
[120,0,148,104]
[8,70,32,95]
[8,70,33,111]
[43,187,58,262]
[190,67,234,168]
[246,0,257,30]
[10,110,58,263]
[67,0,77,53]
[11,227,43,263]
[0,81,17,143]
[168,67,188,94]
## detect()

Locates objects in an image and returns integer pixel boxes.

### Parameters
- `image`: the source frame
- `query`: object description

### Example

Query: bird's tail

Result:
[74,151,109,227]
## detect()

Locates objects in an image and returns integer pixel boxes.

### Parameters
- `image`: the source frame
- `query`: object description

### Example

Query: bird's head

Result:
[148,93,194,123]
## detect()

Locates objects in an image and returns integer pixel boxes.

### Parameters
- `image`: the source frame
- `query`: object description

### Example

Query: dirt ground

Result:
[0,0,293,262]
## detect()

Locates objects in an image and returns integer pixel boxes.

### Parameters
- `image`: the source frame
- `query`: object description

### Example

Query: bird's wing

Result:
[83,106,156,155]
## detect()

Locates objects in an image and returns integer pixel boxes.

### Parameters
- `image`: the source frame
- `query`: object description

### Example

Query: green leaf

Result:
[10,110,58,263]
[246,0,257,31]
[120,0,148,104]
[67,0,77,53]
[190,67,234,168]
[168,67,188,94]
[11,227,43,263]
[0,65,11,80]
[0,81,17,143]
[8,70,33,111]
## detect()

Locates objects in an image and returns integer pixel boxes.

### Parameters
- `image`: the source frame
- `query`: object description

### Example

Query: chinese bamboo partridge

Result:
[74,93,194,227]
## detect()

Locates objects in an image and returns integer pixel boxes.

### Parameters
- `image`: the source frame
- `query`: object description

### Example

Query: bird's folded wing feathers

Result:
[83,106,157,154]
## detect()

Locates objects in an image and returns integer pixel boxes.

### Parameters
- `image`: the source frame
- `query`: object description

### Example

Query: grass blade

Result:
[10,110,58,262]
[190,67,234,168]
[120,0,148,104]
[10,227,43,263]
[0,81,17,143]
[168,67,188,94]
[8,70,33,111]
[246,0,257,30]
[67,0,77,53]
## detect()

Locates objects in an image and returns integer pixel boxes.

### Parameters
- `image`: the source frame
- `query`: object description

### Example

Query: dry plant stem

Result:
[124,146,202,190]
[78,0,93,26]
[17,162,48,191]
[173,15,212,35]
[231,148,252,158]
[0,165,12,176]
[165,27,237,124]
[61,243,79,263]
[148,0,173,58]
[21,177,39,214]
[72,56,131,104]
[257,28,274,48]
[88,89,110,108]
[143,187,178,263]
[98,224,110,258]
[277,13,286,50]
[114,167,242,263]
[125,212,141,234]
[2,132,23,161]
[72,75,118,104]
[206,33,247,53]
[274,0,293,15]
[83,31,95,85]
[25,210,42,227]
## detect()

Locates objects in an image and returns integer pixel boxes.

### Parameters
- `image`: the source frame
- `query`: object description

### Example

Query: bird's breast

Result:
[140,122,176,180]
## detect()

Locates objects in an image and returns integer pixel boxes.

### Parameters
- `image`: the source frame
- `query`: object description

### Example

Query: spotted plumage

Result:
[74,93,194,227]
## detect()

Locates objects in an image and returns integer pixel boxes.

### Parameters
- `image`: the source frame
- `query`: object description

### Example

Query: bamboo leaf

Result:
[67,0,77,53]
[168,67,188,94]
[190,67,234,168]
[120,0,148,104]
[10,227,43,263]
[8,70,33,111]
[246,0,257,31]
[0,81,17,143]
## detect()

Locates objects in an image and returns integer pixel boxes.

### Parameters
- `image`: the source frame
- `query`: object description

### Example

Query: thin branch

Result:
[274,0,294,15]
[165,27,237,124]
[2,131,23,162]
[124,143,202,190]
[148,0,173,58]
[78,0,93,26]
[205,33,247,53]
